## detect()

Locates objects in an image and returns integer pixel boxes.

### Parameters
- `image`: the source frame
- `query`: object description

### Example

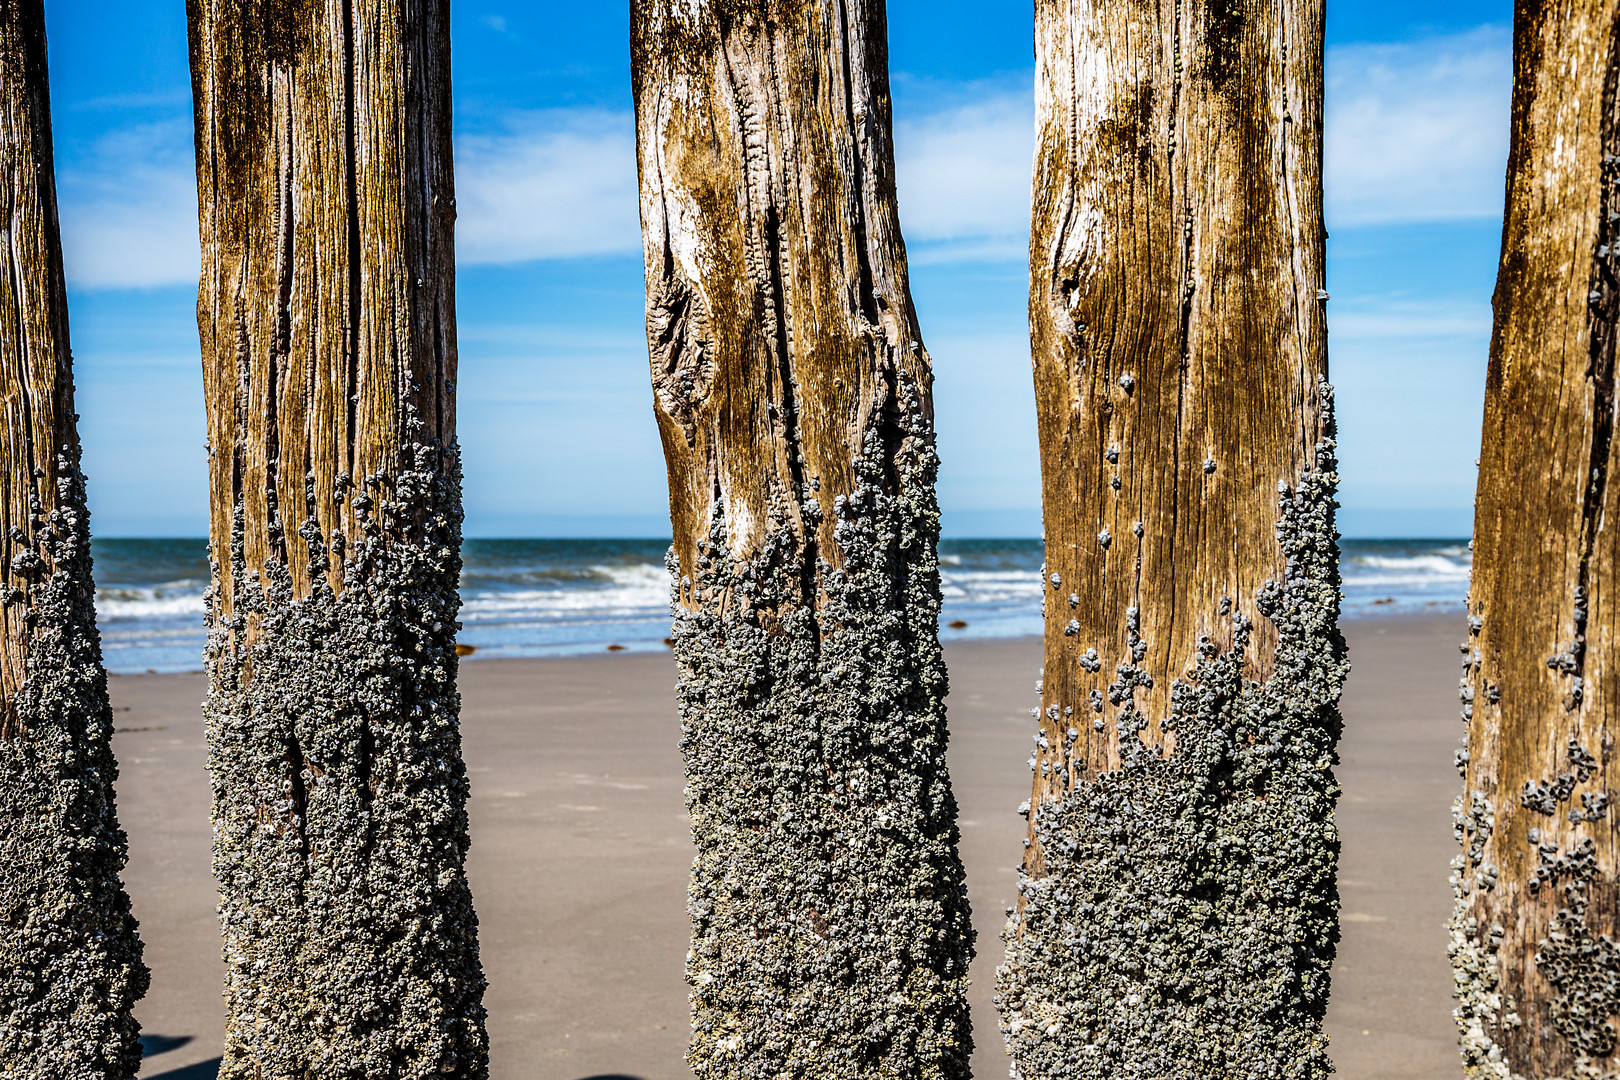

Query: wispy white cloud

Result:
[1330,298,1494,341]
[52,109,644,288]
[893,88,1032,262]
[1325,26,1512,227]
[890,28,1514,253]
[49,27,1514,293]
[887,25,1515,262]
[452,94,1043,268]
[454,109,641,264]
[453,95,1042,268]
[56,119,199,291]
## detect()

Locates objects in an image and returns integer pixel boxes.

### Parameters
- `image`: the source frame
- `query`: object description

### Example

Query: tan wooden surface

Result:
[1454,3,1620,1075]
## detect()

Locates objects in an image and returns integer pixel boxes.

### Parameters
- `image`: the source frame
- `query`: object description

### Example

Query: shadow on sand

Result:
[138,1034,194,1058]
[140,1062,645,1080]
[141,1059,220,1080]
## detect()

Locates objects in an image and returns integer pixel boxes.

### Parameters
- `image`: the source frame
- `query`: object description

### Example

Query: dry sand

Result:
[120,618,1464,1080]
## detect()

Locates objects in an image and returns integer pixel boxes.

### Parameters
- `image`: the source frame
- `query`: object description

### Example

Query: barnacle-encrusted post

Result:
[0,3,148,1075]
[187,0,487,1075]
[631,2,975,1075]
[998,2,1344,1077]
[1451,6,1620,1077]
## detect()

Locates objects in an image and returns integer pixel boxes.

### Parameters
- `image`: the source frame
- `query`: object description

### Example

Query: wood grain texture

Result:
[0,0,84,722]
[633,2,975,1076]
[191,0,456,617]
[1029,0,1327,776]
[1452,4,1620,1077]
[0,1,148,1074]
[188,1,486,1076]
[636,0,929,580]
[997,1,1344,1076]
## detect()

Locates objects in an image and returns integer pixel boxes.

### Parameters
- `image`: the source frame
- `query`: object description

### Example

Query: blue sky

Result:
[45,1,1511,538]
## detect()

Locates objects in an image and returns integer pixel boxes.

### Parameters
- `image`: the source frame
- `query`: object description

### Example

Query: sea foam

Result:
[86,536,1470,673]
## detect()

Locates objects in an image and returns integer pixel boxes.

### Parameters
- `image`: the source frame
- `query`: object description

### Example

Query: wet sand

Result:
[119,618,1464,1079]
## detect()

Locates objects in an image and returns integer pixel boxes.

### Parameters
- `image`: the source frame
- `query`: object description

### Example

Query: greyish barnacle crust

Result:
[0,454,148,1079]
[996,411,1347,1080]
[669,408,975,1079]
[1449,753,1620,1080]
[205,439,488,1080]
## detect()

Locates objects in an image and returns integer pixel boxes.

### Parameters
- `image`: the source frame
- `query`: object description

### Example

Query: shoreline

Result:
[109,608,1466,681]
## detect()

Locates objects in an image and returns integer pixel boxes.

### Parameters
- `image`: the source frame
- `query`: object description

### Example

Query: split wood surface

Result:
[634,0,932,580]
[190,0,458,619]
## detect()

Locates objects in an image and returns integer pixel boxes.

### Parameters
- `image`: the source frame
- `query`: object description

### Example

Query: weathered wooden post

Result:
[1451,5,1620,1077]
[0,3,148,1076]
[997,2,1345,1076]
[631,2,976,1075]
[187,0,486,1074]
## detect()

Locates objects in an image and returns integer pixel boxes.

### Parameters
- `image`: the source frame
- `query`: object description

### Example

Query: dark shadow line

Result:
[141,1057,221,1080]
[137,1033,194,1057]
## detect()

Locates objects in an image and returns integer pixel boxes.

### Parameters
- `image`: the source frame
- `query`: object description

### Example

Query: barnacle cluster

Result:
[205,434,487,1080]
[670,402,975,1079]
[1451,731,1620,1078]
[996,399,1346,1079]
[0,452,147,1078]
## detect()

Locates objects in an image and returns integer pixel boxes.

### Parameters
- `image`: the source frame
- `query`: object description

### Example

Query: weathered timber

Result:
[0,3,149,1076]
[995,2,1345,1078]
[1451,5,1620,1078]
[631,2,975,1076]
[186,0,486,1075]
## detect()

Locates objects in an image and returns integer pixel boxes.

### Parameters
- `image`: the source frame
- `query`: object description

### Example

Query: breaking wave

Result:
[86,535,1470,673]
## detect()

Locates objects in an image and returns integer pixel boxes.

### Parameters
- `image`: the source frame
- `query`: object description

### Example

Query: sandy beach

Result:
[121,618,1464,1080]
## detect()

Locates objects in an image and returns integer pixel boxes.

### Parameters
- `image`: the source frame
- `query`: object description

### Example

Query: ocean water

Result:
[88,536,1472,674]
